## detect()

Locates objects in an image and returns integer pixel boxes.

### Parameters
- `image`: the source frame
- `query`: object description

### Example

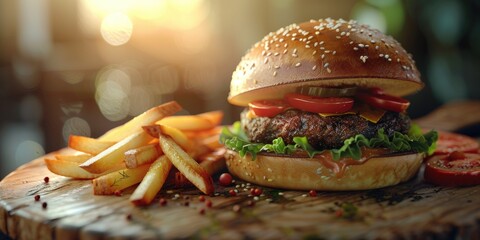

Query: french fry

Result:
[143,125,192,152]
[69,135,115,155]
[157,115,214,131]
[44,158,122,179]
[159,134,214,195]
[92,164,151,195]
[124,143,163,169]
[80,132,152,174]
[98,101,182,142]
[196,110,223,126]
[55,153,92,163]
[169,149,226,188]
[130,155,172,206]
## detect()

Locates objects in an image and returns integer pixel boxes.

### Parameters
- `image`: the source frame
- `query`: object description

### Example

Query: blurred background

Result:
[1,0,479,179]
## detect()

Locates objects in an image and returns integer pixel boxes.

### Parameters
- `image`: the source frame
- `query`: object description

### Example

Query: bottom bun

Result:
[225,150,424,191]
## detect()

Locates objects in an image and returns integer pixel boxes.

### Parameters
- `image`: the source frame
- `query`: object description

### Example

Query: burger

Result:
[220,19,438,191]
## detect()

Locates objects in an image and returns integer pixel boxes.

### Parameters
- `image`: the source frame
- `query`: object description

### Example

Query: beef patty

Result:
[241,109,411,149]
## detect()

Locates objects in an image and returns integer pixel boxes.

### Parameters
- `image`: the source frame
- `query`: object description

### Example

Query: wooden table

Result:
[2,101,480,239]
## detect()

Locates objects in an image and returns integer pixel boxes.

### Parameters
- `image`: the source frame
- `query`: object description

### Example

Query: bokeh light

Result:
[101,12,133,46]
[95,66,132,121]
[129,86,154,116]
[19,95,42,122]
[149,65,180,95]
[351,4,387,33]
[15,140,45,164]
[62,117,91,142]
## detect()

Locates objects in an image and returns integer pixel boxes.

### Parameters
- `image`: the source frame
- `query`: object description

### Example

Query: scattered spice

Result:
[228,189,237,197]
[159,198,167,206]
[126,214,132,221]
[219,173,233,186]
[232,204,241,213]
[251,188,262,196]
[199,208,205,215]
[114,190,122,196]
[205,199,212,208]
[43,176,49,183]
[34,195,40,201]
[309,190,317,197]
[184,201,190,207]
[42,202,48,209]
[198,195,206,202]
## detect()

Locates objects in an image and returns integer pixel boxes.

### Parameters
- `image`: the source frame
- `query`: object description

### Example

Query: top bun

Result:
[229,19,423,106]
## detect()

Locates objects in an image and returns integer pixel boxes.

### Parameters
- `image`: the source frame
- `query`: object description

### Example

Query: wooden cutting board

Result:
[1,101,480,240]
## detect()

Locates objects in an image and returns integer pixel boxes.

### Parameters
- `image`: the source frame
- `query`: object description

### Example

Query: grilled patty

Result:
[241,109,411,149]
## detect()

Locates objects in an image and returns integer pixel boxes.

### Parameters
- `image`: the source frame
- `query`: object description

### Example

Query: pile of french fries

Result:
[45,101,226,206]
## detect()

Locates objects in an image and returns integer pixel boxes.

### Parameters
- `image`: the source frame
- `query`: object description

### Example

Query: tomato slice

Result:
[249,99,290,117]
[284,93,354,114]
[434,131,480,155]
[357,91,410,112]
[424,152,480,186]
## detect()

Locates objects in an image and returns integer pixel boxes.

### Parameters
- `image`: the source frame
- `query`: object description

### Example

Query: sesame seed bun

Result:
[225,150,424,191]
[228,19,423,106]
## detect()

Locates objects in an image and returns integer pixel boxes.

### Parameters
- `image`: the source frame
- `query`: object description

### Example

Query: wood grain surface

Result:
[1,101,480,240]
[1,151,480,240]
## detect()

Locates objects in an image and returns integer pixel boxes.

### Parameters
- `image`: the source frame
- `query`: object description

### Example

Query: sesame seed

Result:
[284,43,288,48]
[292,33,297,37]
[360,55,368,63]
[315,31,320,35]
[267,52,272,57]
[321,54,325,59]
[275,44,280,48]
[353,47,358,51]
[292,53,298,57]
[264,58,268,64]
[346,32,350,36]
[397,58,400,62]
[283,49,288,54]
[295,62,301,67]
[324,50,330,53]
[332,51,336,55]
[279,38,284,42]
[292,37,296,41]
[371,40,376,44]
[306,41,311,44]
[320,41,324,45]
[293,48,297,54]
[274,52,279,56]
[308,36,313,40]
[379,54,384,57]
[388,58,392,62]
[273,71,277,76]
[323,63,329,68]
[375,46,379,50]
[314,42,318,47]
[274,65,280,69]
[336,36,341,39]
[312,65,317,71]
[326,68,331,73]
[358,44,365,48]
[262,50,266,56]
[305,45,310,48]
[349,41,354,45]
[312,50,317,55]
[384,54,389,59]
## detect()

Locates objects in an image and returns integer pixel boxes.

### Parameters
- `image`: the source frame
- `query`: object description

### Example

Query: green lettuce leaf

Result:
[220,122,438,161]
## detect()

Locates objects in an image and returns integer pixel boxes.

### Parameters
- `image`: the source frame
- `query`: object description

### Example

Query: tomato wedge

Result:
[284,93,354,114]
[357,91,410,113]
[434,131,479,155]
[424,152,480,186]
[249,99,290,117]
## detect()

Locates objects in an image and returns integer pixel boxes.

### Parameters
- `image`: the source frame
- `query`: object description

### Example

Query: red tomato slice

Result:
[248,99,290,117]
[284,93,354,114]
[357,92,410,112]
[434,131,479,155]
[424,152,480,186]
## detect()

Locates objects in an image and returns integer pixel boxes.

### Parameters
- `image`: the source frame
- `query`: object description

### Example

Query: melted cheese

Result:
[247,103,386,123]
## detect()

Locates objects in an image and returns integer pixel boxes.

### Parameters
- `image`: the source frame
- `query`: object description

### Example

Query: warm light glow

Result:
[131,0,168,20]
[101,12,133,46]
